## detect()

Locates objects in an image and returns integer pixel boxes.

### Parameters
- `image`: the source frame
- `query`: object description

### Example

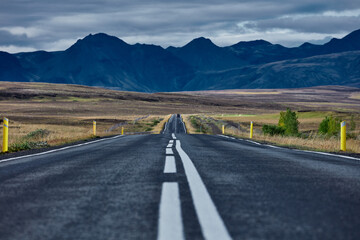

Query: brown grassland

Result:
[0,82,359,154]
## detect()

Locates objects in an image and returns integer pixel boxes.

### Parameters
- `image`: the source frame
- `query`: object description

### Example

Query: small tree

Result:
[318,116,341,136]
[278,108,299,136]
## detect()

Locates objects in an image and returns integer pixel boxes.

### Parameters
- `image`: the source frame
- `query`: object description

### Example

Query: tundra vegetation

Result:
[0,82,359,154]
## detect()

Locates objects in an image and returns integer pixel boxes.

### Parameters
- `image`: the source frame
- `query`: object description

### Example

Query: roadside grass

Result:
[187,112,360,154]
[0,115,168,153]
[0,82,359,154]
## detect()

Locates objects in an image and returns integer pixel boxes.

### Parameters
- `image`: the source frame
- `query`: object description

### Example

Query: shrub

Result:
[25,129,50,139]
[262,124,285,136]
[350,115,356,131]
[278,108,299,136]
[318,116,341,136]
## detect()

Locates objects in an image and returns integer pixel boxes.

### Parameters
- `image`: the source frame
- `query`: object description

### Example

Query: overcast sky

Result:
[1,0,359,53]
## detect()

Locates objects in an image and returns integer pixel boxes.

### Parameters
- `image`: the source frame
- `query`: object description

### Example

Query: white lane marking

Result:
[230,137,236,140]
[172,133,177,139]
[245,140,262,145]
[167,144,173,148]
[166,148,174,155]
[267,145,282,149]
[218,134,230,139]
[163,121,168,133]
[179,115,187,133]
[169,140,174,144]
[176,140,232,240]
[296,149,360,161]
[157,182,184,240]
[164,156,177,173]
[0,135,125,164]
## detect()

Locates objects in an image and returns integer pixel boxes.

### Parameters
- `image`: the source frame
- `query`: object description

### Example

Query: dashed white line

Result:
[164,156,176,173]
[157,182,184,240]
[0,135,125,164]
[166,148,174,155]
[176,140,232,240]
[167,144,173,148]
[169,140,174,144]
[172,133,177,139]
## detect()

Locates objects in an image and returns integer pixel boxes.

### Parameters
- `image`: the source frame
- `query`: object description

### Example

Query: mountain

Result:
[0,29,360,92]
[0,51,30,82]
[167,37,245,71]
[14,33,194,92]
[184,51,360,90]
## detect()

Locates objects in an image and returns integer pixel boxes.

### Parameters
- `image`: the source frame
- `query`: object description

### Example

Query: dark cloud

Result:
[0,0,359,52]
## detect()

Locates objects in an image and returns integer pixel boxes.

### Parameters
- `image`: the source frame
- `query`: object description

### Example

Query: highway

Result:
[0,114,360,239]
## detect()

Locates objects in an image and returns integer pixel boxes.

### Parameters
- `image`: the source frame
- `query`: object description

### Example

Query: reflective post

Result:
[341,121,346,151]
[250,121,253,139]
[93,121,96,136]
[2,117,8,152]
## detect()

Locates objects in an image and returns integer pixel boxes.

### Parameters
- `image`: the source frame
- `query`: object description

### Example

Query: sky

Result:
[0,0,360,53]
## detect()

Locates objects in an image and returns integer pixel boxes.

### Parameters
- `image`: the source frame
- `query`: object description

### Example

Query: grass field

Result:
[0,82,359,153]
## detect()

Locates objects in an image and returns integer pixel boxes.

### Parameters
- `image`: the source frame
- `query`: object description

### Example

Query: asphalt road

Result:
[0,114,360,239]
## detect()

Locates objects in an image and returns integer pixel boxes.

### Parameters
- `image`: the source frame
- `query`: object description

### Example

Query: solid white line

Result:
[0,135,125,164]
[164,156,176,173]
[218,134,230,139]
[298,149,360,161]
[166,148,174,155]
[167,144,173,148]
[267,145,282,149]
[179,115,187,133]
[245,140,262,145]
[157,182,184,240]
[163,121,168,133]
[176,140,232,240]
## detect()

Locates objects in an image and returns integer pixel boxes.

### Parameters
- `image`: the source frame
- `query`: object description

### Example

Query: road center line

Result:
[164,156,176,173]
[166,148,173,155]
[176,140,232,240]
[157,182,184,240]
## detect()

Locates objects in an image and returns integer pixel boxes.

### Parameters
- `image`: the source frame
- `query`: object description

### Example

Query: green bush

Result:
[25,129,50,139]
[318,116,341,136]
[9,141,49,152]
[262,125,285,136]
[278,108,299,136]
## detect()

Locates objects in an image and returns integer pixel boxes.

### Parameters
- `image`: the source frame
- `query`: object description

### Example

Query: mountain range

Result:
[1,29,360,92]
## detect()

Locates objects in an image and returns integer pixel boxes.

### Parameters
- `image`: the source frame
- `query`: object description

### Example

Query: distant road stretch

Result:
[0,114,360,240]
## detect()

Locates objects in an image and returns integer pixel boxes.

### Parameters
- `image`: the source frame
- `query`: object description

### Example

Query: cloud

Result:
[0,0,359,52]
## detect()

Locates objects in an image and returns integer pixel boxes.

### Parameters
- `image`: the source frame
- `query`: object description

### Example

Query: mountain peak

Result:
[184,37,218,49]
[68,33,128,51]
[232,39,272,48]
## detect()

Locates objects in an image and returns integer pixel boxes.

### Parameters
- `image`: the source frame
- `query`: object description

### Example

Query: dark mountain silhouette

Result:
[14,33,194,92]
[0,29,359,92]
[0,51,30,82]
[167,37,245,71]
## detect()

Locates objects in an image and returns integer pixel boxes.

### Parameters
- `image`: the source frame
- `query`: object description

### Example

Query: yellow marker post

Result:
[341,121,346,151]
[222,125,225,134]
[121,127,124,135]
[93,121,96,136]
[2,117,9,153]
[250,121,253,139]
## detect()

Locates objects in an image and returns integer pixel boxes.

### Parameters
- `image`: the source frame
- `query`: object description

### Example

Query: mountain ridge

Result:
[0,29,360,92]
